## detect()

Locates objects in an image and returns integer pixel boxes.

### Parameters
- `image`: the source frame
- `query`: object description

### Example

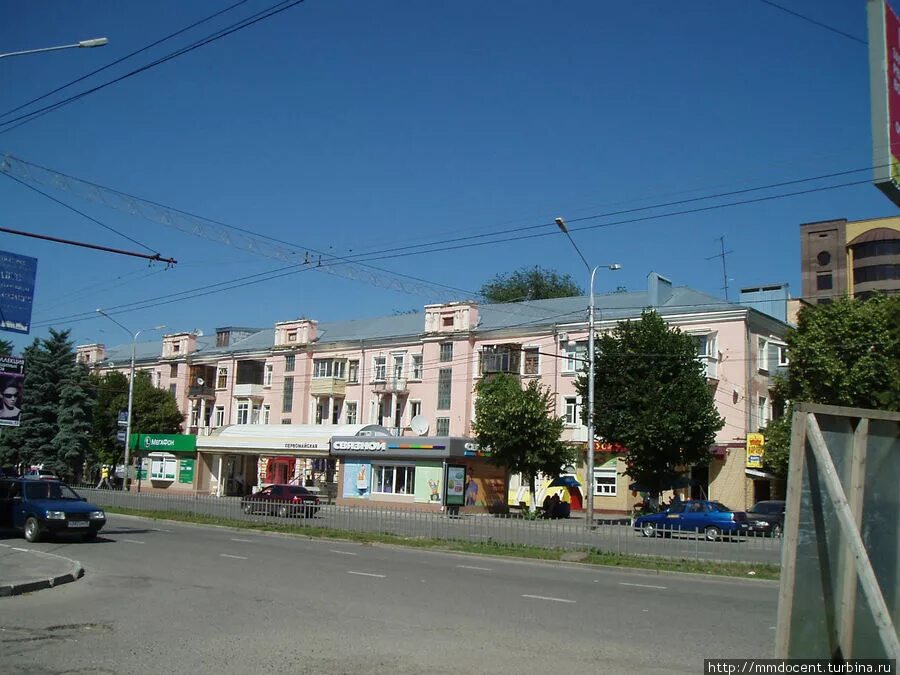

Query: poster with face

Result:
[0,356,24,427]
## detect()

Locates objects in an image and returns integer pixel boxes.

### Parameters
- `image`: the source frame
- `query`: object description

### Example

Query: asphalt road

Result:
[2,514,778,674]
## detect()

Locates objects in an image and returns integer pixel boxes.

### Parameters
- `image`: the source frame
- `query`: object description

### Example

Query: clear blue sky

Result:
[0,0,894,353]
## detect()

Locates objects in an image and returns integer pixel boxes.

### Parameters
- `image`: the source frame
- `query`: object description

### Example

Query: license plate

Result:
[67,521,89,528]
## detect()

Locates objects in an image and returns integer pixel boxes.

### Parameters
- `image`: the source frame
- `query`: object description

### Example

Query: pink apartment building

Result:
[76,272,791,515]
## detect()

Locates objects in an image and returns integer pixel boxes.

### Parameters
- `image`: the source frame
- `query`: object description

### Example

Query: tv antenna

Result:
[705,236,733,301]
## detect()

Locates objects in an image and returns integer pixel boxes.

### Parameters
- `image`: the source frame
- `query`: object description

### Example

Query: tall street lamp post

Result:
[555,217,621,527]
[0,37,108,60]
[96,309,165,491]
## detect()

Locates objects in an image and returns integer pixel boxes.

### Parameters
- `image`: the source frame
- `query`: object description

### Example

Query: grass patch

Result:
[106,506,779,581]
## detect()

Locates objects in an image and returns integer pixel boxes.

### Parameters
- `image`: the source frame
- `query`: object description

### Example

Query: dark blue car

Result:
[633,499,748,541]
[0,478,106,542]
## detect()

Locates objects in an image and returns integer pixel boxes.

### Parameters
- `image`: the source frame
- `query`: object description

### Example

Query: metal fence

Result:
[74,484,783,566]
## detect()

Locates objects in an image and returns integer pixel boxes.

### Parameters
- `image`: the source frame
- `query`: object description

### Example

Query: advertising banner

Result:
[746,432,765,469]
[868,0,900,205]
[0,250,37,334]
[178,459,195,484]
[0,355,24,427]
[445,465,466,506]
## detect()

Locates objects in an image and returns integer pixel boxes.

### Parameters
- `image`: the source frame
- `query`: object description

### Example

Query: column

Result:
[199,399,207,434]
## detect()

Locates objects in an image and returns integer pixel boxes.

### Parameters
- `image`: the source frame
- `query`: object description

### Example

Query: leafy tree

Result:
[480,266,583,303]
[580,310,724,499]
[472,374,574,511]
[0,329,95,478]
[0,339,13,356]
[762,295,900,477]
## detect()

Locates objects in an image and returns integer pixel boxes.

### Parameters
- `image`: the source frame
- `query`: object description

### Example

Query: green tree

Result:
[0,329,95,477]
[480,266,583,304]
[580,310,724,499]
[472,374,574,511]
[762,295,900,477]
[0,339,13,356]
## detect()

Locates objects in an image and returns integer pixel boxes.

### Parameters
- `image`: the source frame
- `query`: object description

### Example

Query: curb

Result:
[0,549,85,598]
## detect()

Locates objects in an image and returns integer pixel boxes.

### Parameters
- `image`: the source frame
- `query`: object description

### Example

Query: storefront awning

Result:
[197,424,390,457]
[745,468,778,480]
[330,436,483,460]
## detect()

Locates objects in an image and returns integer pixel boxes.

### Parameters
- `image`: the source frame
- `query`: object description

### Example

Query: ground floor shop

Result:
[129,434,198,494]
[331,436,506,512]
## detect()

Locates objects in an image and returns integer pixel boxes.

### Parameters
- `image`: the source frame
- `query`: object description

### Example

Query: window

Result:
[442,316,454,328]
[169,383,177,397]
[170,364,178,378]
[172,343,180,353]
[262,405,270,425]
[758,396,769,429]
[392,355,404,380]
[757,337,769,372]
[440,343,453,362]
[372,465,415,495]
[217,368,227,389]
[237,401,250,425]
[523,347,539,376]
[373,356,386,381]
[595,467,617,496]
[437,368,452,409]
[480,345,519,374]
[334,360,346,379]
[816,272,833,291]
[314,360,333,378]
[282,376,294,414]
[854,263,900,283]
[346,401,358,425]
[411,354,423,380]
[331,401,342,425]
[154,371,161,388]
[409,400,422,422]
[189,405,199,427]
[436,417,450,435]
[287,331,297,343]
[150,456,177,481]
[264,364,273,386]
[817,251,831,266]
[564,397,580,426]
[282,419,291,425]
[285,354,295,372]
[852,239,900,259]
[348,360,359,383]
[214,406,224,427]
[563,342,587,373]
[777,345,789,367]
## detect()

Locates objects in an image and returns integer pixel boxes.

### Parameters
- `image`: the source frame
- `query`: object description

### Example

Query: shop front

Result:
[330,436,506,512]
[129,434,198,494]
[197,424,390,497]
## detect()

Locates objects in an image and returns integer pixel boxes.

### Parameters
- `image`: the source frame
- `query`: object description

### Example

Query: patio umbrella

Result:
[548,475,581,488]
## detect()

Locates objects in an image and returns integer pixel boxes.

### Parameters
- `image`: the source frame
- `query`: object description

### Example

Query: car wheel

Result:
[23,517,42,543]
[704,525,721,542]
[772,523,783,538]
[277,505,288,518]
[640,523,656,538]
[242,503,253,515]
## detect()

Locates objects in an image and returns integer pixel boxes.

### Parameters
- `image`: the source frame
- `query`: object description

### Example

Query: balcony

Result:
[373,378,408,394]
[188,385,216,399]
[233,383,266,399]
[698,356,719,381]
[310,377,347,397]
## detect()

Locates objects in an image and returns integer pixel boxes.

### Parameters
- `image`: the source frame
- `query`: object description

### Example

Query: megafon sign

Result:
[868,0,900,206]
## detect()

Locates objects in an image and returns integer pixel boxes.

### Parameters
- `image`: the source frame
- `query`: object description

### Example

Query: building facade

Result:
[77,272,791,514]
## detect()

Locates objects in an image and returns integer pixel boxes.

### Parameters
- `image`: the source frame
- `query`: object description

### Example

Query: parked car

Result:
[241,484,320,518]
[0,478,106,542]
[22,468,60,481]
[746,500,785,537]
[633,499,749,541]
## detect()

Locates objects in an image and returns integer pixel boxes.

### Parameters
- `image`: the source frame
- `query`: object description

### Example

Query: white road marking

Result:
[0,543,10,548]
[230,538,254,543]
[151,528,172,533]
[619,582,667,590]
[347,571,386,578]
[220,554,248,560]
[123,539,145,545]
[330,550,357,555]
[456,565,492,571]
[12,547,28,552]
[522,594,576,604]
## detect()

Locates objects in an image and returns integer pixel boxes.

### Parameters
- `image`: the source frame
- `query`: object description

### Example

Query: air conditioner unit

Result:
[558,332,569,343]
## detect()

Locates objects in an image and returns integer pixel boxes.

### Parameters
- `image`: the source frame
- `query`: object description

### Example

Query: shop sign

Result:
[178,459,195,484]
[332,440,388,452]
[746,433,765,469]
[284,441,327,450]
[594,440,626,454]
[130,434,197,452]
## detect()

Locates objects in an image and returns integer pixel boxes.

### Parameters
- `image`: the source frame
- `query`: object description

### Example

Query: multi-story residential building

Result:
[77,272,790,514]
[800,215,900,304]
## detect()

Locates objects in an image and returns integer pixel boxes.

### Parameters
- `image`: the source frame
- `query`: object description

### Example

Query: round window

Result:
[817,251,831,266]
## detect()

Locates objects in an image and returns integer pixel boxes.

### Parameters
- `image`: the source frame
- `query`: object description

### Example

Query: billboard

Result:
[868,0,900,206]
[0,355,25,427]
[0,250,37,334]
[745,432,765,469]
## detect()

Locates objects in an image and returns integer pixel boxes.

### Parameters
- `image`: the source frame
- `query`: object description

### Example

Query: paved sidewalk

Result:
[0,541,84,597]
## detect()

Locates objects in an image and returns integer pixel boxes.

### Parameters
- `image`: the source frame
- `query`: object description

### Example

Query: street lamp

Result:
[96,309,165,491]
[0,37,108,60]
[555,217,621,528]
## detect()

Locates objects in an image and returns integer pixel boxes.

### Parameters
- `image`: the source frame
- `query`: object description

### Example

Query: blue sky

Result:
[0,0,894,353]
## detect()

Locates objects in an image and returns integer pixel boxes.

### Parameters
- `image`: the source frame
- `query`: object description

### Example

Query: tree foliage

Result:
[472,374,573,509]
[0,329,95,478]
[480,266,583,304]
[0,339,13,356]
[579,310,724,497]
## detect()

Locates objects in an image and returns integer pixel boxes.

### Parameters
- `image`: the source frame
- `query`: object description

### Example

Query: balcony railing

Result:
[233,383,266,398]
[310,377,347,397]
[698,356,719,381]
[373,378,408,394]
[188,385,216,398]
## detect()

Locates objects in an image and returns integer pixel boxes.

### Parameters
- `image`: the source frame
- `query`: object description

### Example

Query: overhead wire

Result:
[754,0,867,45]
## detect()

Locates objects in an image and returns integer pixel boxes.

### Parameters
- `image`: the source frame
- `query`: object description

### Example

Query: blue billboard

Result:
[0,250,37,334]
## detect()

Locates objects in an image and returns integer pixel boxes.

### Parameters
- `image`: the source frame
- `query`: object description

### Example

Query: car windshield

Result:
[24,482,81,500]
[288,486,310,496]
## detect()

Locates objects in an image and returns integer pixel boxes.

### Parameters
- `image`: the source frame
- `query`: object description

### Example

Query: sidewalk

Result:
[0,541,84,597]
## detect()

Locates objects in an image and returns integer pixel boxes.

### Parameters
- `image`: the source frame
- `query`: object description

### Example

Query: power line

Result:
[754,0,867,45]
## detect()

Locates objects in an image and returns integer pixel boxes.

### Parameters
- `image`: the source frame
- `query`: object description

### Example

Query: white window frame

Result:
[758,337,769,372]
[564,397,580,426]
[264,363,273,387]
[373,356,386,382]
[371,464,415,495]
[348,360,359,384]
[392,354,405,380]
[758,396,769,429]
[189,404,199,427]
[563,341,587,374]
[236,401,250,425]
[436,417,450,436]
[345,401,358,425]
[262,405,270,425]
[313,359,333,378]
[150,455,177,481]
[522,346,540,376]
[594,467,617,497]
[214,406,225,427]
[411,354,423,380]
[409,400,422,424]
[216,367,228,389]
[776,343,789,367]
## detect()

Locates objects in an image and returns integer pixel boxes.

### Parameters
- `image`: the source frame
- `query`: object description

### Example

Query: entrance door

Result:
[266,458,292,484]
[690,465,709,500]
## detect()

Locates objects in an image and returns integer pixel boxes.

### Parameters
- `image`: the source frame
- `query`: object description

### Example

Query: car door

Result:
[662,503,687,533]
[680,502,709,533]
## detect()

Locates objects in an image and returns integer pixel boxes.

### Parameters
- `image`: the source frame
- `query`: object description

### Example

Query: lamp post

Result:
[555,217,621,527]
[0,37,108,60]
[96,309,165,491]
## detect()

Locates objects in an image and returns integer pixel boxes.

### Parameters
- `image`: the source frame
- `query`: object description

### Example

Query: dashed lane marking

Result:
[330,550,357,555]
[456,565,492,571]
[230,538,254,543]
[347,571,386,578]
[122,539,145,545]
[522,594,576,603]
[619,582,667,590]
[220,554,248,560]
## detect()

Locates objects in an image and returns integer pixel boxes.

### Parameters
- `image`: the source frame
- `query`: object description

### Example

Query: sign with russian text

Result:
[746,433,765,469]
[0,355,24,427]
[0,251,37,334]
[178,459,195,484]
[129,433,197,452]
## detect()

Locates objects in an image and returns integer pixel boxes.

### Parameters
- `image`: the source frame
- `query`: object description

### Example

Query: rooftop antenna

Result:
[705,236,733,301]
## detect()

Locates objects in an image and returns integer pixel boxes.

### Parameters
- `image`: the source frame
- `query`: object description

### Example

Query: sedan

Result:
[241,484,320,518]
[0,478,106,542]
[633,500,749,541]
[22,468,60,481]
[746,500,785,537]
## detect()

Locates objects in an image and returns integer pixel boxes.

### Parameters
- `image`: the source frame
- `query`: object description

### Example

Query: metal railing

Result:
[73,485,783,566]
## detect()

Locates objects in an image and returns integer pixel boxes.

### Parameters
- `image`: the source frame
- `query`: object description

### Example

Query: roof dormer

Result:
[424,302,479,334]
[162,332,197,358]
[274,318,318,347]
[76,343,105,366]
